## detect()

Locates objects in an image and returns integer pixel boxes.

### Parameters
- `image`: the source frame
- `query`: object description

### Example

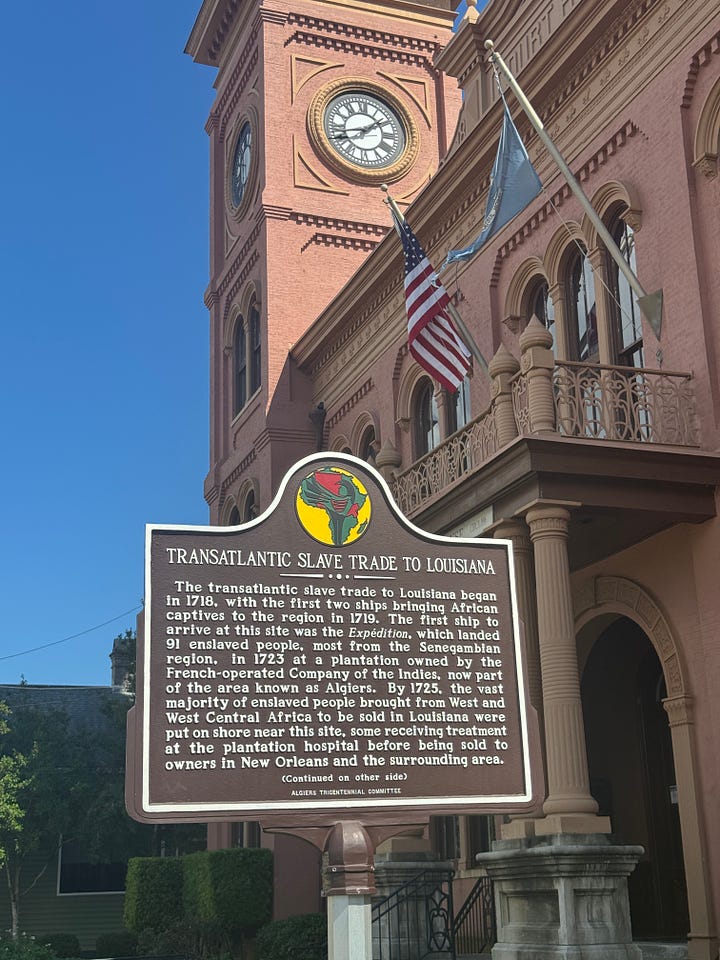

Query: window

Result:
[430,816,459,860]
[242,489,256,522]
[233,297,262,415]
[231,822,262,848]
[234,315,247,415]
[530,281,556,353]
[58,838,125,895]
[568,248,598,362]
[359,426,376,462]
[228,506,241,526]
[610,220,643,368]
[414,378,440,457]
[448,376,471,434]
[249,299,262,394]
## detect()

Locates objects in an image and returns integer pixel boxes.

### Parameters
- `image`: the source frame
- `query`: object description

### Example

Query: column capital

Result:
[487,517,528,541]
[663,695,694,728]
[524,500,581,538]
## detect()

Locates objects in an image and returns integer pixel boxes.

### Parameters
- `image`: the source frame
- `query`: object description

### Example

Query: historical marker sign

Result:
[127,453,541,823]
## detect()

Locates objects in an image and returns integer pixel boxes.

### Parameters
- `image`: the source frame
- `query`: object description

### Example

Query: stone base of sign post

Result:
[373,847,455,960]
[327,895,374,960]
[477,834,643,960]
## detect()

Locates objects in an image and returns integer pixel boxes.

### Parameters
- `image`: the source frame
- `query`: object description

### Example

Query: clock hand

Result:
[329,118,383,141]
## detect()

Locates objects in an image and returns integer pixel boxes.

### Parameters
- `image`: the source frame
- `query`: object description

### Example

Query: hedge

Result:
[256,914,327,960]
[124,856,184,935]
[95,931,138,958]
[183,848,273,934]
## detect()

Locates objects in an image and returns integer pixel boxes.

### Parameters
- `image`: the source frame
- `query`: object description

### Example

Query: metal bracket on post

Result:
[325,821,376,960]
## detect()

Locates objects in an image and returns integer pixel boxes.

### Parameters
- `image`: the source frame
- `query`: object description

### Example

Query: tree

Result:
[0,633,204,938]
[0,695,92,937]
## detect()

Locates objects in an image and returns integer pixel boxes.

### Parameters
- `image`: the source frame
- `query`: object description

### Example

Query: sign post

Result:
[127,453,543,958]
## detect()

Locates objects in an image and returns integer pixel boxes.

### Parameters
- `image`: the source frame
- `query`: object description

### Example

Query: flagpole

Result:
[381,185,489,373]
[485,40,663,339]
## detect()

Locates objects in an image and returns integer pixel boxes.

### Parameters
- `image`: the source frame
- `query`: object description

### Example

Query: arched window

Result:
[232,295,262,416]
[448,376,471,434]
[567,247,598,362]
[609,220,643,368]
[359,426,376,462]
[414,378,440,457]
[530,281,556,353]
[227,506,241,526]
[242,489,256,522]
[249,298,261,394]
[234,314,247,415]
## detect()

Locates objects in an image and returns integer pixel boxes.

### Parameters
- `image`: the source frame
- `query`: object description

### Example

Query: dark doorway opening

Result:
[581,616,689,939]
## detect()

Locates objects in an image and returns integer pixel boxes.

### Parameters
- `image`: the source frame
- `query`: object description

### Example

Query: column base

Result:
[478,834,644,960]
[501,815,612,839]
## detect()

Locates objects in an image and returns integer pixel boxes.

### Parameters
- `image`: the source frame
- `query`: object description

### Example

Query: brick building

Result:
[186,0,720,953]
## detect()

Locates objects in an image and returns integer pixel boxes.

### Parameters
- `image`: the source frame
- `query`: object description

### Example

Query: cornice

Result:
[681,28,720,109]
[219,48,259,139]
[326,378,374,430]
[215,222,263,300]
[286,12,441,54]
[186,0,243,66]
[286,28,436,68]
[301,233,380,252]
[220,446,258,494]
[222,251,261,320]
[291,212,387,236]
[187,0,454,66]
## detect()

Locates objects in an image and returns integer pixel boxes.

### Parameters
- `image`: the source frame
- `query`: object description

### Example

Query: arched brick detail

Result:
[503,256,548,326]
[693,75,720,179]
[573,575,687,696]
[349,411,379,456]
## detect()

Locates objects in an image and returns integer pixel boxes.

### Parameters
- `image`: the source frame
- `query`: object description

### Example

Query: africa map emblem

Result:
[296,467,372,546]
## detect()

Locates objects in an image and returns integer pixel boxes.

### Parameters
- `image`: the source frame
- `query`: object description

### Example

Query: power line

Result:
[0,605,143,662]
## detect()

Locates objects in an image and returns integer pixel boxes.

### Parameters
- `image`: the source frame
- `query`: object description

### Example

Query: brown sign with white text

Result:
[126,454,541,824]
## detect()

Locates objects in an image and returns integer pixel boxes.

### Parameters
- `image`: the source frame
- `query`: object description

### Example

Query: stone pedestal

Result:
[478,834,643,960]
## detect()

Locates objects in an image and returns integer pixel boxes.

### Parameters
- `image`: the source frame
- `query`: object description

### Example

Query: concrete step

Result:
[636,943,687,959]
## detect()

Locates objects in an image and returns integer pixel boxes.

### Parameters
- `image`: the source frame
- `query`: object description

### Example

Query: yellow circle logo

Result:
[296,467,371,546]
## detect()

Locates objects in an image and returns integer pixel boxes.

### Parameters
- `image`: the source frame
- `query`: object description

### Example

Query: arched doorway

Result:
[580,615,689,939]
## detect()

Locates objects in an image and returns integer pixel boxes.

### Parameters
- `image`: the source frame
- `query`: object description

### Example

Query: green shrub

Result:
[39,936,79,959]
[95,931,138,957]
[256,915,326,960]
[183,848,273,935]
[0,934,56,960]
[136,924,194,959]
[124,856,184,936]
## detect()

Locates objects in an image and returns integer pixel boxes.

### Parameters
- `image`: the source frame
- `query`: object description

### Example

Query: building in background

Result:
[186,0,720,954]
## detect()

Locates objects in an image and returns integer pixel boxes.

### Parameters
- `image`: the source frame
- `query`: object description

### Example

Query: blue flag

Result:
[444,100,542,266]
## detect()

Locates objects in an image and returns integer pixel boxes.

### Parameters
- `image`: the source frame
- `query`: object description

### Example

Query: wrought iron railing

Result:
[392,361,698,518]
[452,876,496,956]
[372,869,455,960]
[528,361,698,445]
[392,409,498,516]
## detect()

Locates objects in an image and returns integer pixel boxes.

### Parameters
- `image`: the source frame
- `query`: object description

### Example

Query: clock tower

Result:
[186,0,460,524]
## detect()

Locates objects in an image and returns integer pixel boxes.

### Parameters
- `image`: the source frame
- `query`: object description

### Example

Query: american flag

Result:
[392,209,472,392]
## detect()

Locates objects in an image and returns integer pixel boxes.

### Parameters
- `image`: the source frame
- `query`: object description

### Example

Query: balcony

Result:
[389,319,716,566]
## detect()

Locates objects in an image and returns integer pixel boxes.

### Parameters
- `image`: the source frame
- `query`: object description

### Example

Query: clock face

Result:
[231,122,252,208]
[323,91,406,170]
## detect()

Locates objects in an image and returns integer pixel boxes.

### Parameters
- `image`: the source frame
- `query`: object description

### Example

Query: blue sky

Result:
[0,3,216,685]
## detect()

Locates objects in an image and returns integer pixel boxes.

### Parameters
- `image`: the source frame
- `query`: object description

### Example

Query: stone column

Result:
[663,696,719,960]
[374,438,402,485]
[525,503,610,835]
[492,518,545,833]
